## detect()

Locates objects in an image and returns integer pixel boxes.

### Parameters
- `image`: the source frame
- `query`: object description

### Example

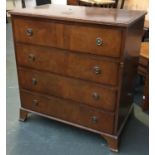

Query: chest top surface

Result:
[10,4,146,27]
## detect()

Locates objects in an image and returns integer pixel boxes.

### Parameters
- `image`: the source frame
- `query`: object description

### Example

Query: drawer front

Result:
[69,24,122,57]
[20,90,115,134]
[16,43,119,85]
[13,17,122,57]
[18,68,117,112]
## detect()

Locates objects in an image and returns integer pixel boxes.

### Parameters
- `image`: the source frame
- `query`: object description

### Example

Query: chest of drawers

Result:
[10,4,146,152]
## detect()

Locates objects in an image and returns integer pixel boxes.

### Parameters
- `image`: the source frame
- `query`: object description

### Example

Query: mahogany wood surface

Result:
[18,67,117,112]
[116,17,145,132]
[10,4,146,152]
[13,17,122,57]
[16,43,119,86]
[20,90,115,134]
[10,4,146,27]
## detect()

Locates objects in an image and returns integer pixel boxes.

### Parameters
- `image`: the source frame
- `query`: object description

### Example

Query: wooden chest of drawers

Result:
[10,4,146,152]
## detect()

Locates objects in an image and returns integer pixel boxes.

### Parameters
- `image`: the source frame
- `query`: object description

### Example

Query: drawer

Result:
[18,67,117,112]
[13,17,122,57]
[20,90,115,134]
[16,43,119,85]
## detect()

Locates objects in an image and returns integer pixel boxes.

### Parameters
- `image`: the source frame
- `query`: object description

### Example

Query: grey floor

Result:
[6,23,149,155]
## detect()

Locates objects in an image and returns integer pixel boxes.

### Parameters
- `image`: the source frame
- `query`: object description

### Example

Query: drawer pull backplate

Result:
[91,116,98,123]
[96,37,103,46]
[93,66,101,74]
[92,92,100,100]
[26,28,33,36]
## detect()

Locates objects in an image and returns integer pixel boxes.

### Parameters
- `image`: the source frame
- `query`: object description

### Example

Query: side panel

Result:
[116,17,145,133]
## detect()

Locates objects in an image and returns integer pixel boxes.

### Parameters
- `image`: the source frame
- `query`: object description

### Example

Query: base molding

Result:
[19,105,133,152]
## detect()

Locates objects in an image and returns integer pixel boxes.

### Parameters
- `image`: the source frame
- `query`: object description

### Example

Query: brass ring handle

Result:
[91,116,98,123]
[26,28,33,36]
[93,66,101,74]
[28,54,35,62]
[32,99,39,106]
[92,92,100,100]
[96,37,103,46]
[32,78,37,85]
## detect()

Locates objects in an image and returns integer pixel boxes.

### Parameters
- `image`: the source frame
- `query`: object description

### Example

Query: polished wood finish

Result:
[10,4,145,27]
[10,4,146,152]
[20,90,115,133]
[18,67,117,111]
[14,17,122,57]
[16,43,119,85]
[116,17,145,131]
[138,43,149,110]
